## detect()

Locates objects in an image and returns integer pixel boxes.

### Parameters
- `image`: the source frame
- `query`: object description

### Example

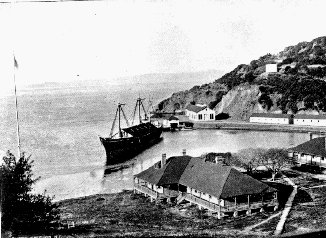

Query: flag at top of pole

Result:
[14,55,19,69]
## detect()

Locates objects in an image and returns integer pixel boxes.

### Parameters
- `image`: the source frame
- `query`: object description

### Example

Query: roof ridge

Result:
[218,166,232,198]
[157,160,171,185]
[157,156,192,185]
[178,157,193,180]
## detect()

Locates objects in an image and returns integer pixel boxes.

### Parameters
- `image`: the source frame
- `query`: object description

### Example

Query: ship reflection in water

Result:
[101,151,160,194]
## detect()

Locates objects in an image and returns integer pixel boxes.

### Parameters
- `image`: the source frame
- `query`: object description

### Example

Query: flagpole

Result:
[14,55,21,159]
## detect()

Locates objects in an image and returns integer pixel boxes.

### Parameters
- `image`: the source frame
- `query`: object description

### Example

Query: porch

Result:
[133,183,179,202]
[292,153,326,168]
[177,191,278,217]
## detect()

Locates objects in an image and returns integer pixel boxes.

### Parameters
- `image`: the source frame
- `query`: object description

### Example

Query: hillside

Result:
[157,36,326,120]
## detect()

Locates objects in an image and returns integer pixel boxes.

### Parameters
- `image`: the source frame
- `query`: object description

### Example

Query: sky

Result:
[1,0,326,91]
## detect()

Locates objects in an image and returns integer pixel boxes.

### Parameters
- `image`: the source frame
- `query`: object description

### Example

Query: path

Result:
[243,211,282,232]
[274,175,298,236]
[302,184,326,190]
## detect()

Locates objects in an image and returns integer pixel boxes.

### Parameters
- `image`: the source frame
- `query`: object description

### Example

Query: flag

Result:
[14,56,19,69]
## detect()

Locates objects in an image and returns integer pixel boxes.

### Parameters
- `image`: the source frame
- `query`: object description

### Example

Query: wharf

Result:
[194,120,326,134]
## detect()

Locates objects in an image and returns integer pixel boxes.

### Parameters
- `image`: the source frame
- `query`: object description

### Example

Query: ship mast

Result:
[118,103,122,138]
[132,97,148,125]
[109,103,129,138]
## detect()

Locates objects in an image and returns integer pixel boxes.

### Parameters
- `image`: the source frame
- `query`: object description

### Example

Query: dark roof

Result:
[294,114,326,119]
[135,156,276,199]
[220,169,273,198]
[289,137,326,157]
[135,156,192,185]
[158,156,192,185]
[150,114,161,119]
[135,162,167,185]
[185,104,206,113]
[251,113,292,119]
[175,115,191,122]
[179,159,231,198]
[123,122,158,137]
[168,116,179,121]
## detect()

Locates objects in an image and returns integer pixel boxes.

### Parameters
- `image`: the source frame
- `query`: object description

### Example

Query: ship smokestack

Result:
[161,153,166,167]
[182,149,186,156]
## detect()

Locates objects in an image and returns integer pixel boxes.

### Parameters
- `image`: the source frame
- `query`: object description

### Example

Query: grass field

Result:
[53,167,326,237]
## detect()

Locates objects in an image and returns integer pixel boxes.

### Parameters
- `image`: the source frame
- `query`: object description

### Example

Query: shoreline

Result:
[194,120,326,134]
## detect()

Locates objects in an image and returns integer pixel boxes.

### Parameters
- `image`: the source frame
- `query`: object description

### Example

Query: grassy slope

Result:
[57,191,280,237]
[55,168,326,237]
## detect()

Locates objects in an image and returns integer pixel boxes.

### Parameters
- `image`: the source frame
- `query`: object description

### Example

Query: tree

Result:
[235,148,265,174]
[0,151,59,235]
[260,148,294,181]
[258,93,273,110]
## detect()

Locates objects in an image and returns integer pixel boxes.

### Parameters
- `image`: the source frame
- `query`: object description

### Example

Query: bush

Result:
[0,151,59,234]
[258,93,273,110]
[215,112,229,120]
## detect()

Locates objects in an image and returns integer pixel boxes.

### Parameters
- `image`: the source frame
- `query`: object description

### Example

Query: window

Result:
[210,114,214,119]
[322,157,324,161]
[198,114,202,120]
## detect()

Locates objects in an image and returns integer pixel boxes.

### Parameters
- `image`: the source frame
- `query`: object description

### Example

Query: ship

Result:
[99,97,163,165]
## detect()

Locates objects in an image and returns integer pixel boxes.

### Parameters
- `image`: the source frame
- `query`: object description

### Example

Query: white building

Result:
[162,115,180,130]
[265,64,278,73]
[185,104,215,121]
[289,136,326,168]
[293,114,326,126]
[250,113,293,124]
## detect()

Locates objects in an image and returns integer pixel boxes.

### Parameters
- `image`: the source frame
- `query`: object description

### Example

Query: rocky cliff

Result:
[157,36,326,120]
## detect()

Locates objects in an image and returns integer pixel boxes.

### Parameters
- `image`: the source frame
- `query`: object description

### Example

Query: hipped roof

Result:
[168,115,179,121]
[294,114,326,119]
[185,104,207,113]
[251,113,292,119]
[135,156,275,199]
[289,137,326,157]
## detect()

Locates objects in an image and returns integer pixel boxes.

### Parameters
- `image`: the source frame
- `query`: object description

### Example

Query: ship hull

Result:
[100,123,163,165]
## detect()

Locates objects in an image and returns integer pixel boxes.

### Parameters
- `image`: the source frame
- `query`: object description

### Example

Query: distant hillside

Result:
[157,36,326,120]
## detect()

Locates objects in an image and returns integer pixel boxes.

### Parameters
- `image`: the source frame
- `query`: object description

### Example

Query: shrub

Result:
[215,112,229,120]
[0,151,59,234]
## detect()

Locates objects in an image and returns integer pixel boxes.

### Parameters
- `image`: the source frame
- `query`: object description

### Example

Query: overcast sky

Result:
[1,0,326,91]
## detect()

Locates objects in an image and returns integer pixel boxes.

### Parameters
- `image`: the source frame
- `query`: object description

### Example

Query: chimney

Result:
[309,132,313,140]
[182,149,186,156]
[161,153,166,167]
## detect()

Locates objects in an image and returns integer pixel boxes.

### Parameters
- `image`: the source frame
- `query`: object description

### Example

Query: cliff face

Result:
[157,82,228,112]
[157,36,326,119]
[214,84,284,120]
[215,84,260,121]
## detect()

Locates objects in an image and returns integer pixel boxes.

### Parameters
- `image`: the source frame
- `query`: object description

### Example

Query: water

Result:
[34,129,310,201]
[0,83,312,201]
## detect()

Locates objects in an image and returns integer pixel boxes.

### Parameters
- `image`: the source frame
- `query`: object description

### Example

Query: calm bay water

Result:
[0,84,312,201]
[34,129,310,201]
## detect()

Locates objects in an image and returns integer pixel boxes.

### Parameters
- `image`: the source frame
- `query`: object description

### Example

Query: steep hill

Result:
[157,36,326,120]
